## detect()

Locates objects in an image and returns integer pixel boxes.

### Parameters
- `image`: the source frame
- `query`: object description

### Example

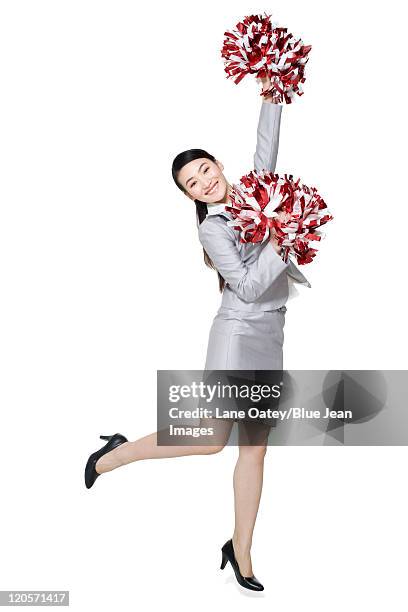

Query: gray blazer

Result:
[198,102,311,312]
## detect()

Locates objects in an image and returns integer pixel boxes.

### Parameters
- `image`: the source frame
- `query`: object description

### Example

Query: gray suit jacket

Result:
[198,102,311,312]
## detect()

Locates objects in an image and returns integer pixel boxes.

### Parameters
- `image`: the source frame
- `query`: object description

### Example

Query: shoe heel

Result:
[220,552,228,570]
[100,435,112,441]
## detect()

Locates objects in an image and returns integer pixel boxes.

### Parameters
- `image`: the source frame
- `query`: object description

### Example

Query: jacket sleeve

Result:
[198,218,289,303]
[253,102,282,173]
[252,102,311,289]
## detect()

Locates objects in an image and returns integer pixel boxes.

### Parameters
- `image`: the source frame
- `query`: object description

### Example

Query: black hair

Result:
[172,149,225,293]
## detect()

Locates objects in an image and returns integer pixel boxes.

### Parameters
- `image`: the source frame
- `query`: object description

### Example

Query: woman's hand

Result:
[275,210,291,224]
[269,211,290,254]
[257,75,273,102]
[269,231,282,255]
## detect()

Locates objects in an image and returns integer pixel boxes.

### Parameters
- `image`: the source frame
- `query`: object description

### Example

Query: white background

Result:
[1,0,407,610]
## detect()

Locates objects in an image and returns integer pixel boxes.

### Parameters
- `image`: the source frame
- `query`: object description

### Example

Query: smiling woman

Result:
[174,154,229,203]
[171,148,232,291]
[167,83,311,590]
[85,77,311,594]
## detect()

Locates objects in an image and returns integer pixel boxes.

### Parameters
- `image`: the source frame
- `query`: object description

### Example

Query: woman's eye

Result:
[204,167,209,173]
[191,182,197,188]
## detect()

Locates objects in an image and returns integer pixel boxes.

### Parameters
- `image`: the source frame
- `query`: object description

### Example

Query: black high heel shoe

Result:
[220,539,264,591]
[84,433,128,489]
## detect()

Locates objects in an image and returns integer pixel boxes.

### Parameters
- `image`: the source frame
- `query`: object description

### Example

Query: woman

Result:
[84,77,310,592]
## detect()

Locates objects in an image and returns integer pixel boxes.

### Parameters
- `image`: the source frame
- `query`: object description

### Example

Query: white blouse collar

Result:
[206,203,227,216]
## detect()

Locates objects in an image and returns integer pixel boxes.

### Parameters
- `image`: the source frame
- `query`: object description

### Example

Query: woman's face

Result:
[177,158,229,204]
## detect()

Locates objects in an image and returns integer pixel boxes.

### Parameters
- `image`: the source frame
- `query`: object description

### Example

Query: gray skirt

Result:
[203,306,287,432]
[204,306,286,370]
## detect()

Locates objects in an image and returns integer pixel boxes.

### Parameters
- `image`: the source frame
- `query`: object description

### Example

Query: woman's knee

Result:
[201,443,226,455]
[239,444,267,461]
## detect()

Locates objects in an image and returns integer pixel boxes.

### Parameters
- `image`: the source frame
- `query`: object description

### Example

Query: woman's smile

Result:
[205,181,218,196]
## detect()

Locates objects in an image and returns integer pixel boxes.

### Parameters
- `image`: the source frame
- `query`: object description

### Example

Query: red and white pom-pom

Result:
[221,13,312,103]
[225,171,333,265]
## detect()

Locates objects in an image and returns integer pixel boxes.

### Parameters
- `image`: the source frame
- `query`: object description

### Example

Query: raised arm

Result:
[253,101,282,173]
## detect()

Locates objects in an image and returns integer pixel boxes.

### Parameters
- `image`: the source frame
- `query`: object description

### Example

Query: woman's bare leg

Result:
[231,423,271,577]
[95,419,234,474]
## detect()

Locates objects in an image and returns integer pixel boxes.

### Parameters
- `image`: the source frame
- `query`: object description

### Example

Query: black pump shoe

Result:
[84,433,128,489]
[220,539,264,591]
